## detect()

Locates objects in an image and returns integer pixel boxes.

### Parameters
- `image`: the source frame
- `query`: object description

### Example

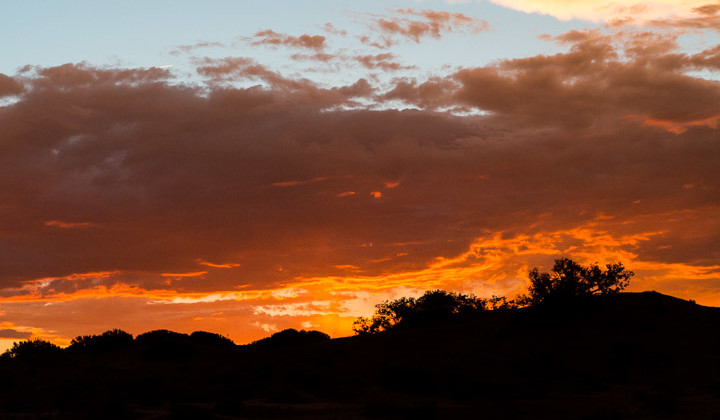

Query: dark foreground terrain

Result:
[3,291,720,419]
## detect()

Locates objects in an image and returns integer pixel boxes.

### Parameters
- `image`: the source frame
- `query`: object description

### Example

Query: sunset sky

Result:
[1,0,719,350]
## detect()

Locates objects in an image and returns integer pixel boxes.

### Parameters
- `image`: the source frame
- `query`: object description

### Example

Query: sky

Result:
[1,0,720,350]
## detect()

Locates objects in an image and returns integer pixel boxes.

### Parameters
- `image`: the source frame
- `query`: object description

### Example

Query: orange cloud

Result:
[322,23,347,37]
[448,29,720,128]
[45,220,94,229]
[353,53,415,71]
[161,271,207,278]
[249,29,326,51]
[633,114,720,134]
[290,50,413,72]
[197,260,241,269]
[360,8,489,48]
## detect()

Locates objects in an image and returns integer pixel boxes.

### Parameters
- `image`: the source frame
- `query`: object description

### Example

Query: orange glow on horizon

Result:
[3,215,720,352]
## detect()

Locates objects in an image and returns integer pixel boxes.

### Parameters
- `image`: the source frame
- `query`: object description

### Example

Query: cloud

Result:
[23,62,172,88]
[161,271,207,278]
[291,50,414,72]
[45,220,95,229]
[272,177,328,188]
[323,23,348,37]
[363,8,489,47]
[251,322,278,333]
[0,329,32,339]
[384,29,720,129]
[487,0,717,23]
[249,29,326,51]
[353,53,416,71]
[382,76,459,110]
[0,74,23,97]
[457,29,720,128]
[171,41,225,55]
[194,56,371,101]
[648,3,720,31]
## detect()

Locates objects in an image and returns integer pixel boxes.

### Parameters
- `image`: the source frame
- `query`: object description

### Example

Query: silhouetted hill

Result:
[2,292,720,419]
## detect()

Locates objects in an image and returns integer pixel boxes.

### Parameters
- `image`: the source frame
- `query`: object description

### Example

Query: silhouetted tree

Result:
[1,338,63,359]
[353,290,487,334]
[519,258,634,306]
[68,329,133,354]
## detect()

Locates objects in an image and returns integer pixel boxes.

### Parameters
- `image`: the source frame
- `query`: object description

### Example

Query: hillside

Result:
[2,291,720,419]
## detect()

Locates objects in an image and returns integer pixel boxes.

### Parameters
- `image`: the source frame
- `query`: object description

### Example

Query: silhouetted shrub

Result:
[353,289,487,334]
[251,329,330,347]
[1,338,63,359]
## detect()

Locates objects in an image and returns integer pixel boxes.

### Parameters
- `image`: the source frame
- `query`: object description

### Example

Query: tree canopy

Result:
[1,338,63,359]
[520,258,634,306]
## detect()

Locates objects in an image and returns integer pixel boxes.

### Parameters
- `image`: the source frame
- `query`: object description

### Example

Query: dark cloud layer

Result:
[0,29,718,306]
